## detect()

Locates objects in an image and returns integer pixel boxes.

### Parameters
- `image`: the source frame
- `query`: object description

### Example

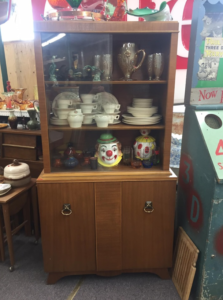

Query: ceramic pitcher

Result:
[118,43,146,80]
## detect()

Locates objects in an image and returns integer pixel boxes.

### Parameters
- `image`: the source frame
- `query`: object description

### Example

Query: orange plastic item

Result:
[110,0,126,21]
[48,0,69,9]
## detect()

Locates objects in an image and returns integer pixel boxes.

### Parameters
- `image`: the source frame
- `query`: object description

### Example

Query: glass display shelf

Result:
[48,124,165,130]
[45,80,167,85]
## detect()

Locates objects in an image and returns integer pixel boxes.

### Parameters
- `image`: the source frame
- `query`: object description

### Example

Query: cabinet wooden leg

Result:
[2,204,14,269]
[47,272,67,285]
[151,268,170,279]
[30,186,39,242]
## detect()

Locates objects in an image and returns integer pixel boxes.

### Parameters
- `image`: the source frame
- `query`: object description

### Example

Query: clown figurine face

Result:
[134,130,156,161]
[95,134,122,167]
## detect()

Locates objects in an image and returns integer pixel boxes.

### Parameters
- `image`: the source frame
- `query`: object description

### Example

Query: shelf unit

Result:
[45,80,167,85]
[34,20,178,284]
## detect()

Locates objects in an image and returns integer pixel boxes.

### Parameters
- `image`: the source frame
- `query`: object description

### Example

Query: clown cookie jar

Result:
[95,133,122,167]
[134,129,156,161]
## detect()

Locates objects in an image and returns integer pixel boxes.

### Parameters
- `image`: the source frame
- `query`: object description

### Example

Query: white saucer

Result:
[0,187,11,196]
[83,121,96,125]
[109,120,121,125]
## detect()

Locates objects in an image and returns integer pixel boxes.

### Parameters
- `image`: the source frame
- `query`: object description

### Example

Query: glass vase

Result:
[8,111,18,130]
[27,110,39,130]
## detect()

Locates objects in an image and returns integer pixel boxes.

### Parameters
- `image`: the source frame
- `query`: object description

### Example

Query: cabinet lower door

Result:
[38,183,96,273]
[122,181,176,270]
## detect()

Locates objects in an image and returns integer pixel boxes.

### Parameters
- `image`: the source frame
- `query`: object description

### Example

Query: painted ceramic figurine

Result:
[134,129,156,161]
[95,133,122,167]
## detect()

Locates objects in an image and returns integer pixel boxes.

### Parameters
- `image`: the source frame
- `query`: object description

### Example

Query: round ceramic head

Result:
[140,129,150,136]
[134,135,156,160]
[96,133,122,166]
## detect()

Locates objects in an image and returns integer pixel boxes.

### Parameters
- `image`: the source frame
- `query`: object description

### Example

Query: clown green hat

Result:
[97,133,118,144]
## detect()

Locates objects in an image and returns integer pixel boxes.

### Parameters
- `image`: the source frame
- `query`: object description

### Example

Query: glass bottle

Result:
[8,111,18,130]
[68,53,82,81]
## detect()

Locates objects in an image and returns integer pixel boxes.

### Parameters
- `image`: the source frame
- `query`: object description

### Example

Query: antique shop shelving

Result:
[34,20,178,284]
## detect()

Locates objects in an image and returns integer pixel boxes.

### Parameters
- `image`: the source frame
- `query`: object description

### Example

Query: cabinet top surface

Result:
[0,128,42,136]
[34,21,179,34]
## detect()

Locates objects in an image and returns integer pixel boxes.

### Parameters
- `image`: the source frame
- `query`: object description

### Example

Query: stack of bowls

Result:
[122,98,162,125]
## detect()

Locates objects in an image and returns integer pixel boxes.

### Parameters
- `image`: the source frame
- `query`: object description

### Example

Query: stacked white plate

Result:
[122,98,162,125]
[122,114,162,125]
[127,106,158,117]
[0,183,11,196]
[50,116,69,126]
[132,98,153,108]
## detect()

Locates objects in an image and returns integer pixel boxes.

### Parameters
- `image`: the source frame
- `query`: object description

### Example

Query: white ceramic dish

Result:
[83,120,96,125]
[4,160,31,187]
[122,120,161,125]
[108,114,120,124]
[95,114,109,127]
[94,92,119,112]
[103,104,121,114]
[52,92,80,116]
[50,117,69,126]
[83,114,95,124]
[81,94,96,104]
[54,108,71,120]
[127,106,158,117]
[80,104,97,114]
[68,110,84,128]
[0,187,11,196]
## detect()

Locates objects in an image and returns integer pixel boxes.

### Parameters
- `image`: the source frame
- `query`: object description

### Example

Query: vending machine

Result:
[177,0,223,299]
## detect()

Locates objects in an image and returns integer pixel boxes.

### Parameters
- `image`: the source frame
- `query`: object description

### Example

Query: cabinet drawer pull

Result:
[144,201,154,214]
[61,204,72,216]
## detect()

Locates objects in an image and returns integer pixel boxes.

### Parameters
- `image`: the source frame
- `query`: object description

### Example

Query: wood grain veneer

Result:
[34,21,179,34]
[37,183,96,273]
[122,181,176,269]
[95,182,122,271]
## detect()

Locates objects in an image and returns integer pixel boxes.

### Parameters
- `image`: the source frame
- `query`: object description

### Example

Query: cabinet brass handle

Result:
[61,204,72,216]
[144,201,154,214]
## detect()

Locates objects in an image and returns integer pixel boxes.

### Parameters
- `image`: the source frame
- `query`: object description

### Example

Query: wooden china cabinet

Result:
[34,21,178,284]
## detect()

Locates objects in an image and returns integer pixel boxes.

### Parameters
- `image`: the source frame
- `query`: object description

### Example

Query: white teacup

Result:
[55,109,70,120]
[95,114,109,128]
[57,99,73,109]
[81,94,96,104]
[108,115,120,124]
[103,104,121,114]
[83,114,95,124]
[80,104,97,114]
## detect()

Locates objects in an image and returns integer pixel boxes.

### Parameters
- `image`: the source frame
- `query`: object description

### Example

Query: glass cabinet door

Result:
[40,32,170,173]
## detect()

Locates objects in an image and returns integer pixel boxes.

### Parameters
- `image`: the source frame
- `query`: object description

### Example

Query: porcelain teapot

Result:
[133,129,156,160]
[95,133,122,167]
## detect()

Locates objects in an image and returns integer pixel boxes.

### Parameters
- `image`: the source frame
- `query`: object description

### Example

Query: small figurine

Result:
[93,68,103,81]
[6,81,11,92]
[95,133,122,167]
[133,129,156,161]
[49,56,57,83]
